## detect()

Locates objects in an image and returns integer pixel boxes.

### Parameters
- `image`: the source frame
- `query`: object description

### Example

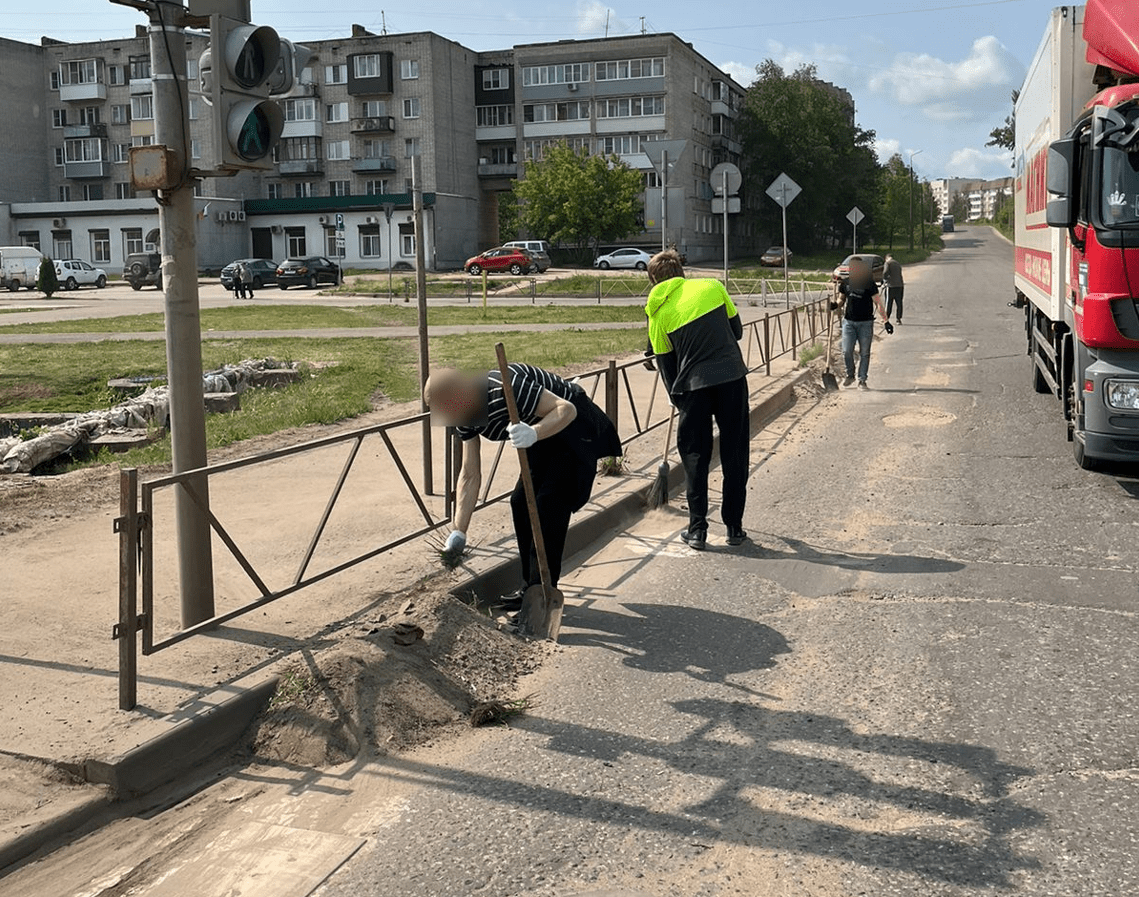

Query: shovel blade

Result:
[822,370,839,392]
[515,583,565,641]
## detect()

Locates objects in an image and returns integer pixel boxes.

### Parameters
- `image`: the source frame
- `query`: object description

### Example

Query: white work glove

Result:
[443,530,466,553]
[507,422,538,449]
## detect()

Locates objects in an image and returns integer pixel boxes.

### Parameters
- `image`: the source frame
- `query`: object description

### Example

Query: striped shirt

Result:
[456,363,575,442]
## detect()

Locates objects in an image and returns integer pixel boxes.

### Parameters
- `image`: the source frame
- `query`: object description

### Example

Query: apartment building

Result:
[0,25,747,271]
[931,176,1013,221]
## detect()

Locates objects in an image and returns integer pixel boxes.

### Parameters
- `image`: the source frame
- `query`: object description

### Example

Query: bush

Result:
[37,257,59,297]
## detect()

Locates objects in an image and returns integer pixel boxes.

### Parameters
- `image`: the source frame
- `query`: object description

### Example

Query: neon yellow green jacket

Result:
[645,277,746,394]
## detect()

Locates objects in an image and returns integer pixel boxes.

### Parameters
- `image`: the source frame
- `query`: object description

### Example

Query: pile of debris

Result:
[1,358,305,474]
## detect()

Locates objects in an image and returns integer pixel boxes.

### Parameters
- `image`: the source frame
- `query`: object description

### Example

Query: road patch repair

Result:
[0,350,823,874]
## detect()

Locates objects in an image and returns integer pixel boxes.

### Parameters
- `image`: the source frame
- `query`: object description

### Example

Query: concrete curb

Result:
[0,366,812,873]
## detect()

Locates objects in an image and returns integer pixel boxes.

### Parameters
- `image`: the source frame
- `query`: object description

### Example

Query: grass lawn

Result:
[0,303,648,335]
[0,329,646,469]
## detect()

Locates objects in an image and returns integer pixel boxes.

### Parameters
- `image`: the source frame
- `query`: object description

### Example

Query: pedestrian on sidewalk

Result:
[832,256,891,389]
[425,362,620,606]
[882,253,904,323]
[644,249,749,551]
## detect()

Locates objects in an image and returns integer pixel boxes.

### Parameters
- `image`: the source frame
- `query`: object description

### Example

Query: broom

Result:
[647,406,676,509]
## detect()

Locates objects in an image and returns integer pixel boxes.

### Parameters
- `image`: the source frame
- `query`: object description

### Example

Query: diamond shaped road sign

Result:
[766,172,801,208]
[847,206,865,225]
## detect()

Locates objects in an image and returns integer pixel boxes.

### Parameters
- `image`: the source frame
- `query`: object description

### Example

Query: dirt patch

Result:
[247,584,547,768]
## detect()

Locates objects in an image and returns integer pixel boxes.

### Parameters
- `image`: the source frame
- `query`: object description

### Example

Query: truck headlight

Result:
[1105,379,1139,410]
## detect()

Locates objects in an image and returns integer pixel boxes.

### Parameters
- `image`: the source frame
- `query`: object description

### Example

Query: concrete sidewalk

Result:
[0,341,819,871]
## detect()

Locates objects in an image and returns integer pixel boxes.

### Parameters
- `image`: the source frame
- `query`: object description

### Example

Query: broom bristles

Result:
[647,461,670,509]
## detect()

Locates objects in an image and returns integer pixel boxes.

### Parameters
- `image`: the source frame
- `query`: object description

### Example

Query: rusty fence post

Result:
[764,313,772,376]
[791,308,799,361]
[605,359,619,425]
[115,468,140,711]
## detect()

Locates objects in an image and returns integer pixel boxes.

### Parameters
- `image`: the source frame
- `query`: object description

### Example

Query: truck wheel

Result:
[66,277,78,291]
[96,275,106,288]
[7,280,19,292]
[1032,360,1050,394]
[1073,434,1100,471]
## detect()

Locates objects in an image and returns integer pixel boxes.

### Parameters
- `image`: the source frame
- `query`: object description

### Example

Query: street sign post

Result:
[711,162,742,287]
[847,206,865,254]
[335,212,345,284]
[766,173,801,307]
[644,139,687,253]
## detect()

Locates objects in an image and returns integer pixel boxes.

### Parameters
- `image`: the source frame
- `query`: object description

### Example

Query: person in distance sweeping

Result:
[644,249,750,552]
[424,363,620,605]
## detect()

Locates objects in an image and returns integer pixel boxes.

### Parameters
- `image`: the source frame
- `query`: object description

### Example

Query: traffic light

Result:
[267,39,314,96]
[200,15,284,169]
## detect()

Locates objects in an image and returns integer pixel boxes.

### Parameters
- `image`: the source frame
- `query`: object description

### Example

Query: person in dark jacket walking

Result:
[833,256,890,389]
[882,253,904,323]
[425,362,621,601]
[645,249,749,551]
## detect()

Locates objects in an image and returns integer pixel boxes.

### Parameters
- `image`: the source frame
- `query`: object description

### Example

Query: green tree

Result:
[513,142,644,259]
[987,89,1019,155]
[37,256,59,297]
[949,192,971,222]
[737,61,880,253]
[497,190,520,244]
[876,154,911,250]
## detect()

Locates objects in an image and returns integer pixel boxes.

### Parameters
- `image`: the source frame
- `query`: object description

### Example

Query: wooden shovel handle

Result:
[494,343,556,595]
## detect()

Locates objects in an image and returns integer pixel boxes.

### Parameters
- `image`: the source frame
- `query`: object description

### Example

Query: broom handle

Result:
[494,343,555,595]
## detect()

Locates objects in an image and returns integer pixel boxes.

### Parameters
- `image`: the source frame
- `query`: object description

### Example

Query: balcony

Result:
[64,160,108,179]
[711,133,741,155]
[60,81,107,103]
[478,162,517,177]
[282,119,323,139]
[711,99,734,118]
[63,123,108,139]
[129,77,153,96]
[351,116,396,134]
[353,156,397,173]
[278,159,324,176]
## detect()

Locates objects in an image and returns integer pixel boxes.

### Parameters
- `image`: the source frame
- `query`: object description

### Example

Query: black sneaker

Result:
[843,375,855,387]
[858,380,868,389]
[498,588,527,613]
[681,529,706,551]
[726,526,748,546]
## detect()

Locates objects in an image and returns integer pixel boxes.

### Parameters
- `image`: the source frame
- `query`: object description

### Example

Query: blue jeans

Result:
[841,318,874,381]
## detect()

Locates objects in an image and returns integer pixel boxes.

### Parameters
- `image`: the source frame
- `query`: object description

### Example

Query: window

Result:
[522,101,590,123]
[404,137,420,157]
[400,59,419,80]
[360,226,381,257]
[402,98,420,119]
[363,179,389,194]
[62,59,99,86]
[277,136,321,160]
[597,135,641,155]
[111,104,129,124]
[326,139,350,160]
[286,227,306,256]
[294,182,314,198]
[130,94,154,120]
[596,96,665,118]
[109,64,126,86]
[361,138,391,159]
[188,97,199,120]
[325,228,340,257]
[354,54,380,79]
[482,68,509,90]
[361,100,387,117]
[326,64,347,85]
[123,228,143,255]
[267,183,283,199]
[521,63,588,86]
[186,59,199,80]
[476,105,513,127]
[283,98,316,121]
[131,134,154,147]
[82,183,104,201]
[90,229,111,264]
[50,71,60,91]
[115,182,133,199]
[488,145,515,165]
[53,231,72,258]
[54,147,64,167]
[595,58,665,80]
[326,102,348,123]
[52,109,67,128]
[129,55,150,81]
[65,138,105,162]
[329,180,351,196]
[190,138,201,160]
[79,106,101,125]
[524,137,589,161]
[19,231,41,250]
[401,228,415,256]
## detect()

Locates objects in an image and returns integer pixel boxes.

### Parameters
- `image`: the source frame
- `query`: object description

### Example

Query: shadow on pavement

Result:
[737,533,965,576]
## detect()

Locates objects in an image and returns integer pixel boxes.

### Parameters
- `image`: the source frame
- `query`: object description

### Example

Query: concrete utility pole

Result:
[909,149,923,253]
[660,149,668,253]
[412,155,433,494]
[149,0,215,626]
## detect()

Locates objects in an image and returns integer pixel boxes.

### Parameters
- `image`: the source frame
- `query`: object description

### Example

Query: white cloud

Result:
[718,61,757,87]
[577,1,625,36]
[874,137,901,164]
[946,146,1014,179]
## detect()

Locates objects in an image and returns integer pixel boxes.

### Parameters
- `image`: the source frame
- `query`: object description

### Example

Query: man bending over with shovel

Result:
[425,363,621,609]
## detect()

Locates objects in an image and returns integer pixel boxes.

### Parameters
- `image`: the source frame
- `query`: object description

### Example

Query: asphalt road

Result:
[6,228,1137,896]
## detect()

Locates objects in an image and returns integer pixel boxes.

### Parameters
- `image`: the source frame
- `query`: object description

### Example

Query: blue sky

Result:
[5,0,1056,180]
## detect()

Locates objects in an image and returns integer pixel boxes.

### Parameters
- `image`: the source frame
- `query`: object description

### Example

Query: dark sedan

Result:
[276,257,341,289]
[220,258,279,290]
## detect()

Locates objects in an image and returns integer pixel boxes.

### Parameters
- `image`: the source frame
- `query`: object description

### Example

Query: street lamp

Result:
[909,149,923,252]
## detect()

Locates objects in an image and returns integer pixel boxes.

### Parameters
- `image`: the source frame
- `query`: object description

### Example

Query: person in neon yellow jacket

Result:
[645,250,749,552]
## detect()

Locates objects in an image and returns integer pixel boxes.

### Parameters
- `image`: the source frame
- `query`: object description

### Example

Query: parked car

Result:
[832,253,885,283]
[0,245,44,291]
[276,256,340,289]
[464,246,533,276]
[594,247,653,270]
[55,259,108,290]
[220,258,279,290]
[123,252,163,291]
[759,246,792,267]
[503,240,552,272]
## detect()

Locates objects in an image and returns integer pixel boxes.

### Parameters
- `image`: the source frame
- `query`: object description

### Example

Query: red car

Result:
[465,246,534,275]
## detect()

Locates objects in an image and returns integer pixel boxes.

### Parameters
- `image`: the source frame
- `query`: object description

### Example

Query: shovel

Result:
[494,343,564,641]
[822,287,840,392]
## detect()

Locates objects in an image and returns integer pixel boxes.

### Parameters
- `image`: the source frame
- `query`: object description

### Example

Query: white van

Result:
[503,240,552,272]
[0,246,44,292]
